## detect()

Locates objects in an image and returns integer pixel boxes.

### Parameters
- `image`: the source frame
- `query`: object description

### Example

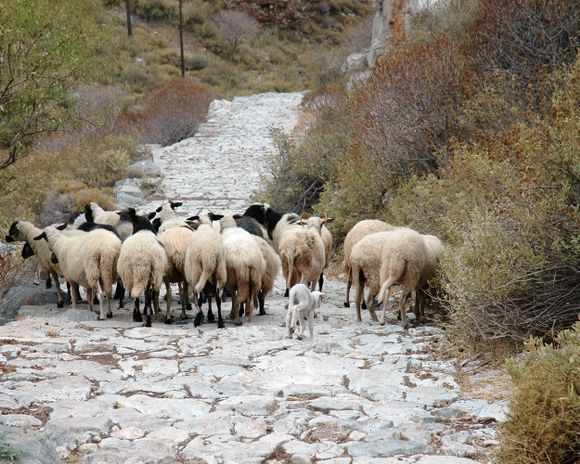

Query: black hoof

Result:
[234,320,243,326]
[284,289,289,297]
[46,282,52,289]
[361,301,367,310]
[343,302,350,308]
[57,302,64,309]
[145,316,152,327]
[258,311,267,316]
[98,317,105,321]
[133,313,143,323]
[186,303,193,311]
[194,312,203,327]
[218,322,226,329]
[207,312,215,323]
[164,317,173,325]
[118,302,124,309]
[107,313,113,319]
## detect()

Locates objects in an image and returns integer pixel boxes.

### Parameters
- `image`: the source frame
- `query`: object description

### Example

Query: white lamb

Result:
[286,283,325,340]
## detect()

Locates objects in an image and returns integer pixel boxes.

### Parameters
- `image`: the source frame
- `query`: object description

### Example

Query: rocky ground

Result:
[0,92,509,464]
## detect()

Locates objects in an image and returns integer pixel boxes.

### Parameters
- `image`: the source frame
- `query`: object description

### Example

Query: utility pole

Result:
[179,0,185,77]
[124,0,133,37]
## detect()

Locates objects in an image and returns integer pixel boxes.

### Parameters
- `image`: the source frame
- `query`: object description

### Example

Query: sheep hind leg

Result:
[207,295,215,323]
[215,294,225,329]
[164,281,173,324]
[258,290,267,316]
[318,272,324,292]
[354,268,365,322]
[380,287,393,326]
[180,281,189,320]
[399,290,411,329]
[366,290,378,322]
[114,279,125,309]
[51,271,65,308]
[144,285,153,327]
[344,272,351,308]
[133,298,142,323]
[97,286,106,321]
[70,281,80,310]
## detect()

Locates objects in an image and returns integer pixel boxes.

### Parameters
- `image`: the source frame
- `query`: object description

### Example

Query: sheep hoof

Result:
[379,321,386,326]
[57,302,64,309]
[107,313,113,319]
[258,310,267,316]
[297,335,303,341]
[343,302,350,308]
[356,317,362,322]
[361,301,367,310]
[46,282,52,289]
[98,317,105,321]
[194,312,203,327]
[164,317,173,325]
[233,320,243,326]
[217,320,225,329]
[207,312,215,323]
[145,316,152,328]
[186,303,193,311]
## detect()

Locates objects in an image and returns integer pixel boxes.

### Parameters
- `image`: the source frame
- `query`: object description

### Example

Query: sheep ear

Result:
[34,232,47,241]
[128,208,137,217]
[187,215,199,221]
[148,211,157,220]
[300,212,311,220]
[57,223,68,230]
[170,201,183,209]
[156,206,162,213]
[325,217,335,224]
[5,235,14,242]
[21,242,34,259]
[210,213,224,221]
[232,214,242,220]
[50,252,59,264]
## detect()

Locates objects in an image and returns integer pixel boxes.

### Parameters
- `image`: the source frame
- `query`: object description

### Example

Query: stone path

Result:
[144,92,304,214]
[0,92,507,463]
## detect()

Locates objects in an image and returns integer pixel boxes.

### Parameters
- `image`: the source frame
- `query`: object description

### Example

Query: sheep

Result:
[349,231,393,323]
[6,221,67,308]
[376,228,444,328]
[285,283,325,340]
[84,202,133,241]
[343,219,396,308]
[277,220,326,294]
[219,213,265,325]
[158,224,196,323]
[299,213,334,291]
[34,224,121,319]
[184,216,227,328]
[148,200,186,234]
[117,209,168,327]
[252,235,280,315]
[81,228,122,320]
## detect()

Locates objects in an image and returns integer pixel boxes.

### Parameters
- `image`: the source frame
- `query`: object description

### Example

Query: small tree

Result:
[0,0,98,169]
[214,10,260,59]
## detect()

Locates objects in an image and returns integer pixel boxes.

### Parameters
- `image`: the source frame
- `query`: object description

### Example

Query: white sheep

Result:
[219,214,266,325]
[278,222,326,294]
[349,231,394,322]
[35,225,120,319]
[6,221,66,308]
[184,220,227,328]
[150,200,187,234]
[343,219,396,308]
[117,211,168,327]
[376,228,444,328]
[158,224,195,323]
[299,213,334,291]
[285,283,325,340]
[82,228,122,320]
[84,202,133,241]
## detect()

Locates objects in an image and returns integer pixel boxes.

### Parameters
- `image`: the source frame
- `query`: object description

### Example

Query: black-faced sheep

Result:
[117,209,168,326]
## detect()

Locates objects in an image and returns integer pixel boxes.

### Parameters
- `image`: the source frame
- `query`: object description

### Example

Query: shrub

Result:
[214,10,260,59]
[497,323,580,464]
[138,78,213,145]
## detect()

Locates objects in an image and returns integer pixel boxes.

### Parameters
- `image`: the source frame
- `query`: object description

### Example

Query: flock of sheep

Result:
[5,201,444,331]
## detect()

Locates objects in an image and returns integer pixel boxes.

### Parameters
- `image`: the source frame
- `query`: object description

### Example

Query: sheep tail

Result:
[377,257,406,304]
[195,256,216,294]
[100,252,118,294]
[286,244,295,289]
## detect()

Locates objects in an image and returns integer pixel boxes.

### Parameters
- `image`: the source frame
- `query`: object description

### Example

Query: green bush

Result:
[498,323,580,464]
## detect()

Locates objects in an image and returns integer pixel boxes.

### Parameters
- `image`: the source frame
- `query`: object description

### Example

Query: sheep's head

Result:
[311,291,326,308]
[5,221,21,242]
[243,203,267,225]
